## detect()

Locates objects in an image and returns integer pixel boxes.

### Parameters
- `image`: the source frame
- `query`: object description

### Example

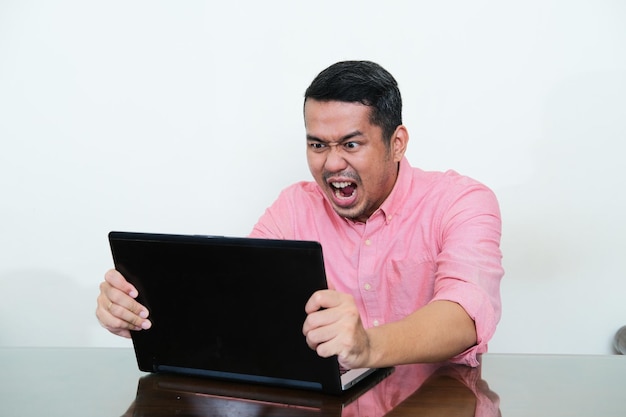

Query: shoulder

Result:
[426,171,502,229]
[397,166,501,225]
[250,181,319,239]
[401,163,497,203]
[398,159,493,197]
[416,169,498,203]
[275,181,323,203]
[281,180,320,194]
[413,168,490,190]
[264,180,329,218]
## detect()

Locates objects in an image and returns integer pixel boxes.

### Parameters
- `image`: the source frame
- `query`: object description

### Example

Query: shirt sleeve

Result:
[430,178,504,367]
[248,186,297,239]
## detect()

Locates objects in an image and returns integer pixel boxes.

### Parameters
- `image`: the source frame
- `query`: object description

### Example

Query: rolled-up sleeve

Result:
[430,182,504,366]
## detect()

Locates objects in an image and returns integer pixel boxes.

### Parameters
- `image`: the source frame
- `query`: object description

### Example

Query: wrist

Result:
[363,327,386,368]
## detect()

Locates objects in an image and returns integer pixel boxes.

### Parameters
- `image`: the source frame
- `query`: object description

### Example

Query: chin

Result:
[332,206,366,222]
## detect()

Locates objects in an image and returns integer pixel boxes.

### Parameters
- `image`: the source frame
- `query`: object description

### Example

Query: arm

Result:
[304,179,503,368]
[365,300,476,366]
[303,290,476,369]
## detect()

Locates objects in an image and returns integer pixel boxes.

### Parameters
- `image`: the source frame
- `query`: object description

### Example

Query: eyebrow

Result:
[306,130,364,143]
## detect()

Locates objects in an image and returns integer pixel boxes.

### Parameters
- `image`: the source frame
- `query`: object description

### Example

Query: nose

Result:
[324,144,348,173]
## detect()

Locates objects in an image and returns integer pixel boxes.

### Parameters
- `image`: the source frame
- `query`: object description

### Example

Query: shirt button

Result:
[365,239,371,246]
[364,283,372,291]
[373,320,380,327]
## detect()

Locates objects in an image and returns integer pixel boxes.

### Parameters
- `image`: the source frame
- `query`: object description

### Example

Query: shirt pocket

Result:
[384,258,437,321]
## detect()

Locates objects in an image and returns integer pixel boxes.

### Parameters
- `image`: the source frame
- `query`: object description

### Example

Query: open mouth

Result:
[331,181,357,199]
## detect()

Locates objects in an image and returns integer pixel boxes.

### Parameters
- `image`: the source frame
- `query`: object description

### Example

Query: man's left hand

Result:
[302,289,371,369]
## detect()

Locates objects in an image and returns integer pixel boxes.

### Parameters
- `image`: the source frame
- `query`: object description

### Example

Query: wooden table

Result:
[0,348,624,416]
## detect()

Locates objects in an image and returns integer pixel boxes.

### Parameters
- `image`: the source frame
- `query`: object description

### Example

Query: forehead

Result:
[304,100,375,139]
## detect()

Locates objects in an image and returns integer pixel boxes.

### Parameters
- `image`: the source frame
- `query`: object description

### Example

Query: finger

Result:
[96,293,151,334]
[302,290,357,339]
[308,324,368,369]
[101,269,149,318]
[304,289,342,314]
[304,319,335,350]
[96,282,151,332]
[98,309,137,339]
[302,306,334,336]
[306,325,352,362]
[108,302,152,330]
[303,305,357,345]
[96,300,135,337]
[104,269,139,298]
[99,280,149,319]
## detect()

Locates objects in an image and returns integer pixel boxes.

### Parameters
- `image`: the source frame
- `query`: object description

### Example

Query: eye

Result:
[344,141,359,150]
[308,142,326,151]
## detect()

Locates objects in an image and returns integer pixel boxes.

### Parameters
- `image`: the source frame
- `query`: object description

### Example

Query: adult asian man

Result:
[96,60,503,369]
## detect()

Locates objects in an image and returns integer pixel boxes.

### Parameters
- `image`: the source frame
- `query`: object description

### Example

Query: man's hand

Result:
[302,289,371,369]
[95,269,151,338]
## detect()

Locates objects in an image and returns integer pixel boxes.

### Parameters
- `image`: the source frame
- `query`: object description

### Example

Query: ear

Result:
[390,125,409,162]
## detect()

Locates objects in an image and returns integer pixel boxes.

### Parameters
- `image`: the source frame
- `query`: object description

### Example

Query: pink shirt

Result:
[250,157,503,366]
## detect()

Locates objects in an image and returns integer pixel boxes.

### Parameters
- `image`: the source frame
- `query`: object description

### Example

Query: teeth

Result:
[332,182,351,188]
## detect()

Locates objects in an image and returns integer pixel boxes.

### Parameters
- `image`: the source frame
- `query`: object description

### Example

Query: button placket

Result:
[356,217,385,329]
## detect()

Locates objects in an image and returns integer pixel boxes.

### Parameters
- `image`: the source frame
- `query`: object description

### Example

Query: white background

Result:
[1,0,625,353]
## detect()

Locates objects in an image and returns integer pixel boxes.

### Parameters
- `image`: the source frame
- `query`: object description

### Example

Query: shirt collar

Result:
[319,157,414,225]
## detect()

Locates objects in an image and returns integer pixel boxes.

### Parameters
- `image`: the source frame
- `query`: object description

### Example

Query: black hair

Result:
[304,60,403,146]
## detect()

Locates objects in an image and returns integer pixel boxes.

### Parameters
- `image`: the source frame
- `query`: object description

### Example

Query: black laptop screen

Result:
[109,232,340,390]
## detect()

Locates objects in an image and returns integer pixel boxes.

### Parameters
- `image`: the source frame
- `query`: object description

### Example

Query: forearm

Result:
[364,300,477,368]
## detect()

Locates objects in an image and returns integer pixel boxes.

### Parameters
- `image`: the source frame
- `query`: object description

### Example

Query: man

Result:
[97,60,503,369]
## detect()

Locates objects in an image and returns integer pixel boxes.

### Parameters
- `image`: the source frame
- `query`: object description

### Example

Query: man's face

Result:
[304,99,406,223]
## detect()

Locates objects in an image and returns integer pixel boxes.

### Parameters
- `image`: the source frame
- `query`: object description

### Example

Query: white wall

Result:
[1,1,624,353]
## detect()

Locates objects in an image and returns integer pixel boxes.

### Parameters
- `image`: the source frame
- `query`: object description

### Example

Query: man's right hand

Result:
[96,269,151,338]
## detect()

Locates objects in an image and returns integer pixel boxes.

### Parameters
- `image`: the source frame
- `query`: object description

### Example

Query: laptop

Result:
[108,231,378,394]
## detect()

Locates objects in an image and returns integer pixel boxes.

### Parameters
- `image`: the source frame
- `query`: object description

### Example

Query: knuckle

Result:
[104,269,116,282]
[109,317,126,330]
[109,314,133,330]
[130,301,142,315]
[129,314,144,327]
[312,291,325,304]
[316,344,332,359]
[95,306,104,321]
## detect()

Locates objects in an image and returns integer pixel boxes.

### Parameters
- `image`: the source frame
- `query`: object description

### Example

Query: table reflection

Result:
[125,362,500,416]
[380,364,501,417]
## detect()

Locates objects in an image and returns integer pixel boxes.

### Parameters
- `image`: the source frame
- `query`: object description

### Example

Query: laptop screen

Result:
[109,232,347,392]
